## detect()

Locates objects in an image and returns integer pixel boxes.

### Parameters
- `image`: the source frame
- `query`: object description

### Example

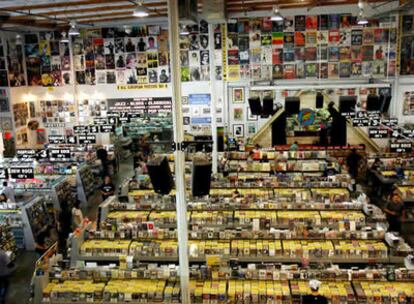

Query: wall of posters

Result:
[400,15,414,75]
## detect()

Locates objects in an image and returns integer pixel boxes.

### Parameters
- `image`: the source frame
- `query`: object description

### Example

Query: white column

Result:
[208,23,218,173]
[167,1,190,304]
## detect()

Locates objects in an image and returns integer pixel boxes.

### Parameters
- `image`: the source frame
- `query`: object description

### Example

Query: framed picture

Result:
[233,107,243,121]
[232,87,244,103]
[233,124,244,137]
[247,123,257,136]
[246,106,258,121]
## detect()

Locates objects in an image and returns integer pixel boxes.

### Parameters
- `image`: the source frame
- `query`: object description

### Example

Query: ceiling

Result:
[0,0,399,30]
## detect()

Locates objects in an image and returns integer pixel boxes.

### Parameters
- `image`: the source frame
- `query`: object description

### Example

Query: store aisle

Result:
[6,252,38,304]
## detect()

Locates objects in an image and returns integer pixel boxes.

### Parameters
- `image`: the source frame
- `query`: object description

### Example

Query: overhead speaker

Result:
[147,157,173,195]
[366,94,381,112]
[316,92,324,108]
[284,97,300,115]
[339,96,356,114]
[191,157,212,197]
[248,97,262,115]
[381,95,392,113]
[262,96,274,116]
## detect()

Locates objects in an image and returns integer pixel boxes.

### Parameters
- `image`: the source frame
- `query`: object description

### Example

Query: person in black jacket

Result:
[57,201,72,256]
[302,280,328,304]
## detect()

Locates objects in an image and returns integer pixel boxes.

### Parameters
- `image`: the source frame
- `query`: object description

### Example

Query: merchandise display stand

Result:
[76,164,98,207]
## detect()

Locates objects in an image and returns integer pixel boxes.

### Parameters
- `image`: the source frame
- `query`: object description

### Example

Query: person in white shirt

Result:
[2,182,15,203]
[71,200,84,230]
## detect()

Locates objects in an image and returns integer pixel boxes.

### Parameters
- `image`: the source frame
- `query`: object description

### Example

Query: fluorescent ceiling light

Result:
[270,5,283,22]
[357,10,368,25]
[68,22,80,36]
[60,32,69,43]
[133,2,149,17]
[180,25,190,35]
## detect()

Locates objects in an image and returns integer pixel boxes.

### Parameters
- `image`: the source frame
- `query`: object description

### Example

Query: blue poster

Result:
[189,94,211,105]
[191,117,211,125]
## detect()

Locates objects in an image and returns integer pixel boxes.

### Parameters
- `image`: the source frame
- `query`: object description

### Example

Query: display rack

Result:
[0,223,18,260]
[77,164,98,206]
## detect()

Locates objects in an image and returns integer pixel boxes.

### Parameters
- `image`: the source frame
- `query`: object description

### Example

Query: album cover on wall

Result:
[295,16,306,31]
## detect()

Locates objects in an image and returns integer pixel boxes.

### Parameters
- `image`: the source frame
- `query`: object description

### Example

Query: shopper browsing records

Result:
[0,194,7,203]
[100,176,115,201]
[34,230,50,257]
[2,182,15,203]
[346,148,362,191]
[384,190,405,233]
[371,157,383,171]
[0,249,15,304]
[302,280,328,304]
[290,141,299,151]
[57,202,72,255]
[71,200,84,230]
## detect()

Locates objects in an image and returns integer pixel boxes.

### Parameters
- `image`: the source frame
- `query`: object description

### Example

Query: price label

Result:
[66,135,77,144]
[48,135,65,144]
[78,135,96,144]
[381,118,398,127]
[89,125,100,133]
[352,118,370,127]
[390,142,412,153]
[73,126,89,134]
[100,125,115,133]
[49,149,71,161]
[10,167,34,179]
[368,128,388,138]
[16,149,37,160]
[93,118,108,125]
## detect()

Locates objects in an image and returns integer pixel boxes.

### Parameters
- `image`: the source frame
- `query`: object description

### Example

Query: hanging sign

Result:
[73,126,89,134]
[107,97,172,114]
[100,125,115,133]
[402,129,414,138]
[78,135,96,144]
[93,118,108,125]
[49,149,71,161]
[66,136,77,144]
[352,118,370,127]
[37,149,49,160]
[0,168,7,179]
[369,118,381,127]
[48,135,65,144]
[10,167,34,179]
[116,84,168,90]
[16,149,37,160]
[119,112,130,123]
[368,128,388,138]
[381,118,398,127]
[390,142,412,153]
[89,125,100,134]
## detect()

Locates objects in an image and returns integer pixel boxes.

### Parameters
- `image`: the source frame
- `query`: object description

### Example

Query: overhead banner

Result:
[107,97,172,114]
[116,84,168,90]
